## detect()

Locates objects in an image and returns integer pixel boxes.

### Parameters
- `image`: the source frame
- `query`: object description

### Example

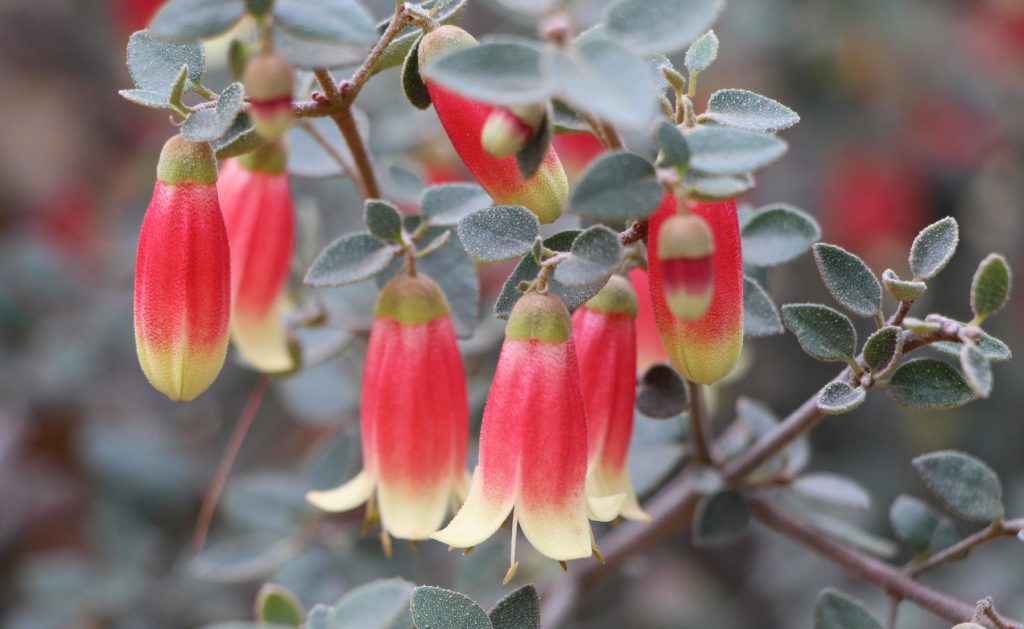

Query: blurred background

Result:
[1,0,1022,627]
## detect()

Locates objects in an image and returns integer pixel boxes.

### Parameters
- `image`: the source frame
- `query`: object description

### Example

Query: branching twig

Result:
[906,519,1024,578]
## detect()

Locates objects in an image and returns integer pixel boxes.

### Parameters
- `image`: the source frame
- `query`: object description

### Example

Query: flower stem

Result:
[686,379,714,465]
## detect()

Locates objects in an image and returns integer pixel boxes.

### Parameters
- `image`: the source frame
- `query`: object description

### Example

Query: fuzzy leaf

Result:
[256,583,305,626]
[693,488,750,547]
[181,82,245,142]
[684,30,719,74]
[741,204,820,266]
[364,200,403,241]
[457,206,540,262]
[190,534,302,584]
[305,233,400,287]
[700,89,799,132]
[554,225,622,287]
[881,268,926,302]
[970,253,1011,322]
[421,183,492,226]
[424,39,549,106]
[411,586,492,629]
[814,589,882,629]
[636,364,689,418]
[863,326,903,376]
[488,585,540,629]
[305,605,332,629]
[371,0,468,74]
[274,0,378,45]
[793,473,871,510]
[213,113,263,159]
[570,151,663,220]
[119,88,176,110]
[548,35,658,130]
[817,381,866,415]
[516,109,552,179]
[743,276,783,337]
[813,243,881,317]
[401,35,431,109]
[886,359,974,409]
[656,121,690,169]
[913,451,1003,522]
[272,27,367,70]
[686,171,754,199]
[150,0,245,40]
[782,304,857,362]
[932,329,1011,363]
[331,579,415,629]
[604,0,724,56]
[126,31,205,100]
[551,100,591,133]
[889,495,939,551]
[685,126,788,176]
[960,344,993,398]
[495,231,605,318]
[909,217,958,280]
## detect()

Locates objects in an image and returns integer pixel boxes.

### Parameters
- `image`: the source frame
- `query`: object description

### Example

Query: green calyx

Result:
[157,135,217,185]
[238,141,287,174]
[506,291,572,344]
[418,25,477,69]
[243,52,295,101]
[658,213,714,260]
[374,274,450,325]
[583,275,638,317]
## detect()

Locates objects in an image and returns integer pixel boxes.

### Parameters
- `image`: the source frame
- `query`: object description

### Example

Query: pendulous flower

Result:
[218,142,296,373]
[307,274,470,542]
[480,104,546,159]
[572,276,650,521]
[648,194,744,385]
[656,212,715,322]
[432,291,622,577]
[418,26,568,224]
[134,135,231,401]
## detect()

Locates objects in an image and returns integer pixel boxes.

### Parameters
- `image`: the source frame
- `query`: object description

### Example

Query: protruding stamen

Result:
[379,530,393,559]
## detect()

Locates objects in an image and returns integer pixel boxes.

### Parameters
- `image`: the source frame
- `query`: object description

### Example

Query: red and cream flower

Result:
[243,52,295,142]
[306,274,470,542]
[134,135,231,402]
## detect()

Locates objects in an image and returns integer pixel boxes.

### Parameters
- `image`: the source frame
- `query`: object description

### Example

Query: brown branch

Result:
[619,220,648,245]
[686,380,714,465]
[906,519,1024,578]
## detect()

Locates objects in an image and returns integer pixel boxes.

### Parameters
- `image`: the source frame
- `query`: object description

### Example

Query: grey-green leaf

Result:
[909,217,959,280]
[886,359,974,409]
[814,589,883,629]
[274,0,378,45]
[213,113,263,159]
[305,605,332,629]
[401,34,431,110]
[495,231,605,318]
[817,381,866,415]
[792,473,871,510]
[913,451,1003,522]
[700,89,800,132]
[684,30,718,74]
[743,276,783,337]
[554,226,622,287]
[332,578,415,629]
[636,364,688,418]
[693,489,750,547]
[656,121,690,170]
[457,206,540,262]
[932,329,1011,363]
[371,0,468,74]
[881,268,926,302]
[686,171,755,199]
[813,243,881,317]
[410,586,492,629]
[127,31,205,99]
[970,253,1011,322]
[150,0,245,41]
[570,151,663,220]
[181,82,245,142]
[119,88,176,110]
[423,39,549,106]
[305,233,400,287]
[889,495,939,551]
[365,200,403,241]
[741,204,820,266]
[256,583,305,626]
[488,585,540,629]
[422,183,492,226]
[604,0,724,56]
[863,326,903,376]
[960,343,993,398]
[685,126,788,176]
[782,303,857,362]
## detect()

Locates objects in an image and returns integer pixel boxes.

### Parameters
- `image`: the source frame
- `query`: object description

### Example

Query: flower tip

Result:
[506,291,572,343]
[156,135,217,185]
[586,493,626,522]
[374,274,450,325]
[582,274,638,317]
[305,470,374,512]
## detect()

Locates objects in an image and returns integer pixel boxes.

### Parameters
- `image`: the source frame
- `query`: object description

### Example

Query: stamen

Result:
[379,529,393,559]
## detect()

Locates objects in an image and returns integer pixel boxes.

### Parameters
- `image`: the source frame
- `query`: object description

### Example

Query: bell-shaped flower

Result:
[647,194,744,384]
[134,135,230,402]
[307,274,470,541]
[418,26,568,225]
[572,276,650,522]
[433,291,622,576]
[218,142,296,373]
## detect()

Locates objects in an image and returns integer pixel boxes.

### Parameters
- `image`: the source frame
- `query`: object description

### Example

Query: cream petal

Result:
[231,293,295,373]
[586,493,626,522]
[377,477,452,540]
[517,497,593,561]
[306,469,375,512]
[586,467,651,522]
[431,466,514,549]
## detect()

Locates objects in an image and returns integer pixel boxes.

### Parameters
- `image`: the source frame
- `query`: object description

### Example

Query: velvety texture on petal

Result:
[629,268,668,373]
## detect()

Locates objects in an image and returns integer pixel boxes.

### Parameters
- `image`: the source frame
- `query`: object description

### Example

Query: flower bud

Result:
[480,105,545,159]
[134,135,230,401]
[656,213,715,322]
[647,193,744,384]
[243,52,294,141]
[307,274,470,540]
[418,26,568,224]
[219,141,295,373]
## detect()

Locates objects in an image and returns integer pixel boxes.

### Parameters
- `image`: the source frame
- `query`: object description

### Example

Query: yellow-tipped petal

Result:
[431,466,514,549]
[231,294,295,373]
[306,470,375,512]
[517,501,592,562]
[586,493,626,523]
[586,468,651,522]
[377,479,452,540]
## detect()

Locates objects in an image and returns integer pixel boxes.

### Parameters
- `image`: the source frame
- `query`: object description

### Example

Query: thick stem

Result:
[331,106,380,199]
[686,379,714,465]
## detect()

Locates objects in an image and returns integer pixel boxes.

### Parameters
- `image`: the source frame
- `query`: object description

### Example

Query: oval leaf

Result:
[423,39,549,106]
[684,29,719,74]
[554,225,623,287]
[932,329,1011,363]
[863,326,903,376]
[685,126,788,176]
[150,0,245,40]
[793,473,871,510]
[782,303,857,362]
[741,204,820,266]
[127,30,205,99]
[913,450,1003,522]
[656,121,690,169]
[274,0,378,45]
[604,0,724,56]
[365,200,403,241]
[570,151,662,221]
[881,268,926,302]
[693,488,750,547]
[960,344,993,398]
[422,183,492,226]
[814,589,883,629]
[636,364,689,418]
[488,585,540,629]
[411,586,492,629]
[813,243,881,317]
[305,233,400,287]
[457,206,540,262]
[256,583,305,625]
[817,381,866,415]
[970,253,1011,322]
[889,494,939,551]
[686,171,755,200]
[181,82,245,142]
[332,578,415,629]
[886,359,974,409]
[909,216,958,280]
[743,276,783,337]
[701,89,799,131]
